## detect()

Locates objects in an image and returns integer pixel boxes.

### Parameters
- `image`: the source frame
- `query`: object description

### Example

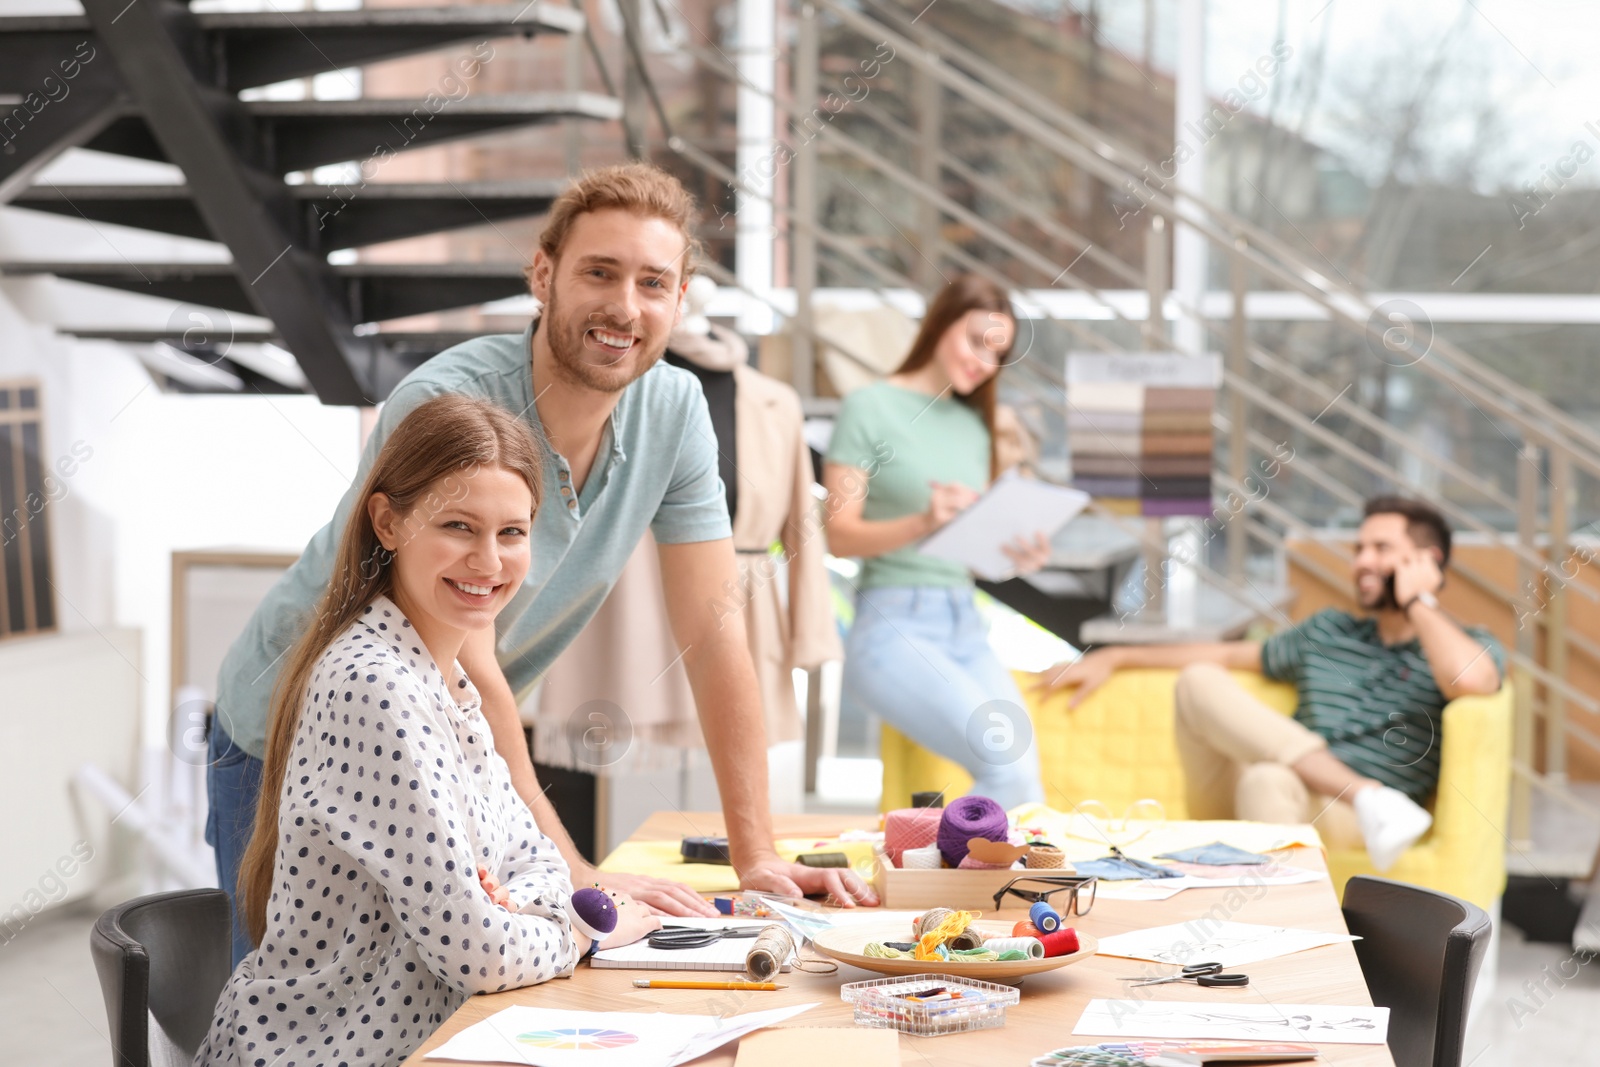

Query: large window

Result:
[0,380,57,638]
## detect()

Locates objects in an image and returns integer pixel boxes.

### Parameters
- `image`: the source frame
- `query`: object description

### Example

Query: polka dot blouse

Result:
[196,596,579,1067]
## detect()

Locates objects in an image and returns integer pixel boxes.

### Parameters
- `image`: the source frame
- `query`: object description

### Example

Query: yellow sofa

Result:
[879,669,1513,909]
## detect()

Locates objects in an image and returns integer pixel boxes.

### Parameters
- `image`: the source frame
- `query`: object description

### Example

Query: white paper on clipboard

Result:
[917,471,1090,581]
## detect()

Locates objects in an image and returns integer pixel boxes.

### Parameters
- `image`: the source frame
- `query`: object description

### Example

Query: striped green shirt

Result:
[1260,609,1505,801]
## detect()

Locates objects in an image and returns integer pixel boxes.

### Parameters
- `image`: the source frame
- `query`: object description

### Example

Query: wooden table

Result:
[407,812,1396,1065]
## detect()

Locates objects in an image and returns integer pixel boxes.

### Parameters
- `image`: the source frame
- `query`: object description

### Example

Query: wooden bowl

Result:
[810,919,1098,980]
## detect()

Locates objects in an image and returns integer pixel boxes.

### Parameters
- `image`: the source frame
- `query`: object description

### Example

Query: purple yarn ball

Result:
[937,794,1010,867]
[571,886,619,936]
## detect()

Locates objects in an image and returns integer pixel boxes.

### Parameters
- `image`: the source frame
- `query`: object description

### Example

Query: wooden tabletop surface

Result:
[404,811,1396,1066]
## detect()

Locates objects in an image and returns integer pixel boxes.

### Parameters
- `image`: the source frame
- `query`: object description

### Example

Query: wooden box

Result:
[870,847,1024,910]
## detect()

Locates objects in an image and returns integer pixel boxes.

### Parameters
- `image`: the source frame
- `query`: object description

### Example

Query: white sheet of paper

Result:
[917,471,1091,581]
[666,1003,819,1066]
[763,899,925,942]
[1072,1000,1388,1045]
[1094,920,1358,968]
[424,1003,817,1067]
[1096,868,1327,901]
[589,917,788,972]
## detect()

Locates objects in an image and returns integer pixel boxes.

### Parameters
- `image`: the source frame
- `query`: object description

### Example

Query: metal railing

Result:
[605,0,1600,850]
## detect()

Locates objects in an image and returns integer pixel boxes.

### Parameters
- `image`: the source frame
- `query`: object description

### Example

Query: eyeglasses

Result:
[991,874,1097,916]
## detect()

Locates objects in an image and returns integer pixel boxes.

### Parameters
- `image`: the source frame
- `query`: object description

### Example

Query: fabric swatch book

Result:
[589,918,794,972]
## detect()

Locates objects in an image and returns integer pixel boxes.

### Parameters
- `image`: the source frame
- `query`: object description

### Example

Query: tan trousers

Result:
[1173,663,1364,849]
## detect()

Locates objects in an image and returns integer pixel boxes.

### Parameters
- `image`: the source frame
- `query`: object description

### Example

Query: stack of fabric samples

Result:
[1066,354,1218,518]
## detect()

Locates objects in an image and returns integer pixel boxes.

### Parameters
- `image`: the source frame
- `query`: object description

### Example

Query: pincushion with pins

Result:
[568,886,619,940]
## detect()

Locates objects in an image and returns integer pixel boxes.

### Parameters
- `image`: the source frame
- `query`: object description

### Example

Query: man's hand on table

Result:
[575,866,720,917]
[739,852,880,908]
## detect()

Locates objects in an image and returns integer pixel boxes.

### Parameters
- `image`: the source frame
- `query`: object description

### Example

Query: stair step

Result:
[1506,780,1600,881]
[0,6,582,92]
[11,180,565,250]
[82,93,622,173]
[62,326,486,356]
[4,260,529,322]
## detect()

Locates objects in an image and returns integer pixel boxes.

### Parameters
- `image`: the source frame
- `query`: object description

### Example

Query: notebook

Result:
[589,918,794,973]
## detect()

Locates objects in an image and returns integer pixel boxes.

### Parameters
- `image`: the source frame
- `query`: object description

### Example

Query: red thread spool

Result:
[1039,927,1080,958]
[1012,921,1042,938]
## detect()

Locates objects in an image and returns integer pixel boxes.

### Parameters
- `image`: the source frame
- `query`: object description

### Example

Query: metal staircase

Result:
[0,1,607,401]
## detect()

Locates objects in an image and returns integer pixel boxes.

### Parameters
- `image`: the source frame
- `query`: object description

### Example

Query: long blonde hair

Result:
[238,394,543,947]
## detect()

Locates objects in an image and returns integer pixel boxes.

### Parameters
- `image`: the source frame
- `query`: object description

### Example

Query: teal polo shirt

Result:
[215,319,731,759]
[1260,608,1506,801]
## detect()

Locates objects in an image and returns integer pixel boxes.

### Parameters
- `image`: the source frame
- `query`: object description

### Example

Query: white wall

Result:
[0,197,360,755]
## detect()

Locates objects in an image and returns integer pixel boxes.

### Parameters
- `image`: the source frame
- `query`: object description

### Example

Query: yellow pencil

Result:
[630,979,784,990]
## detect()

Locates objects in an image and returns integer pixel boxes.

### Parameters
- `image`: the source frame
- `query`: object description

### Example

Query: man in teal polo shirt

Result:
[209,163,876,962]
[1040,495,1504,872]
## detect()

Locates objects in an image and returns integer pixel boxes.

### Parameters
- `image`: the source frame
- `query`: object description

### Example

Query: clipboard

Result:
[917,471,1090,581]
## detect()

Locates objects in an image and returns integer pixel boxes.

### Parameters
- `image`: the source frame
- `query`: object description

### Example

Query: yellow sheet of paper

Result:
[597,837,880,892]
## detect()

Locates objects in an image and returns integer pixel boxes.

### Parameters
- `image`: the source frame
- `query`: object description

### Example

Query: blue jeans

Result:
[843,586,1044,810]
[205,716,263,967]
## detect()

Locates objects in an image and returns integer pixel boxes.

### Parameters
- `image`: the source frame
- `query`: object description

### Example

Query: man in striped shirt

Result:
[1042,496,1504,870]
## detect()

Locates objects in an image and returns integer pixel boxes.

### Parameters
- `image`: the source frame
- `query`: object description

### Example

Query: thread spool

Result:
[1039,927,1081,958]
[981,936,1045,959]
[936,795,1010,867]
[901,845,942,869]
[884,807,944,866]
[948,930,985,951]
[1012,920,1042,938]
[744,924,794,982]
[1025,845,1065,870]
[912,907,983,954]
[1029,900,1062,933]
[912,907,955,939]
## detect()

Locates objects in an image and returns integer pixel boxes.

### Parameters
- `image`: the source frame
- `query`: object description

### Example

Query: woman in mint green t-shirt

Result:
[822,275,1052,809]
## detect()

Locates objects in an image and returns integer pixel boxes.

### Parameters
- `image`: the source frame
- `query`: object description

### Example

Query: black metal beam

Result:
[5,261,530,322]
[80,94,621,175]
[9,184,211,241]
[78,0,372,405]
[0,24,126,202]
[196,5,582,91]
[0,86,125,202]
[0,18,99,92]
[299,180,562,252]
[10,179,562,251]
[254,95,622,174]
[336,263,529,322]
[77,111,166,164]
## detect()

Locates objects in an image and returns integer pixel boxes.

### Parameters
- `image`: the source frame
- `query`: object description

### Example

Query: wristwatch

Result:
[1403,589,1440,614]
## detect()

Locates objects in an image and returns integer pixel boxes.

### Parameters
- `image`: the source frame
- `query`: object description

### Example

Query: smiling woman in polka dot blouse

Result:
[196,395,660,1067]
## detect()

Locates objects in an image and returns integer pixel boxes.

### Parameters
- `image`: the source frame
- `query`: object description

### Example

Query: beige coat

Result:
[531,363,842,773]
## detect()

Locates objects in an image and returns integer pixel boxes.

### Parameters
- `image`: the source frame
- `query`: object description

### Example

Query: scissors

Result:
[1124,961,1249,987]
[647,925,766,950]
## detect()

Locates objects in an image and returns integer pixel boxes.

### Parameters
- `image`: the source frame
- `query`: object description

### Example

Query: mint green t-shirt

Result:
[825,381,990,589]
[215,319,731,759]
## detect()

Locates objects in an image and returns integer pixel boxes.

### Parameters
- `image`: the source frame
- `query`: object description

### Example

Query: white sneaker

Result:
[1353,785,1433,872]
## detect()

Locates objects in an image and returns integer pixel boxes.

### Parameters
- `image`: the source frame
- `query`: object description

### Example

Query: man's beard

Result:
[542,285,667,393]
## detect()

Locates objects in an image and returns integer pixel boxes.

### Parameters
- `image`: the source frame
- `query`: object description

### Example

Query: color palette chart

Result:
[1066,352,1221,517]
[518,1028,641,1050]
